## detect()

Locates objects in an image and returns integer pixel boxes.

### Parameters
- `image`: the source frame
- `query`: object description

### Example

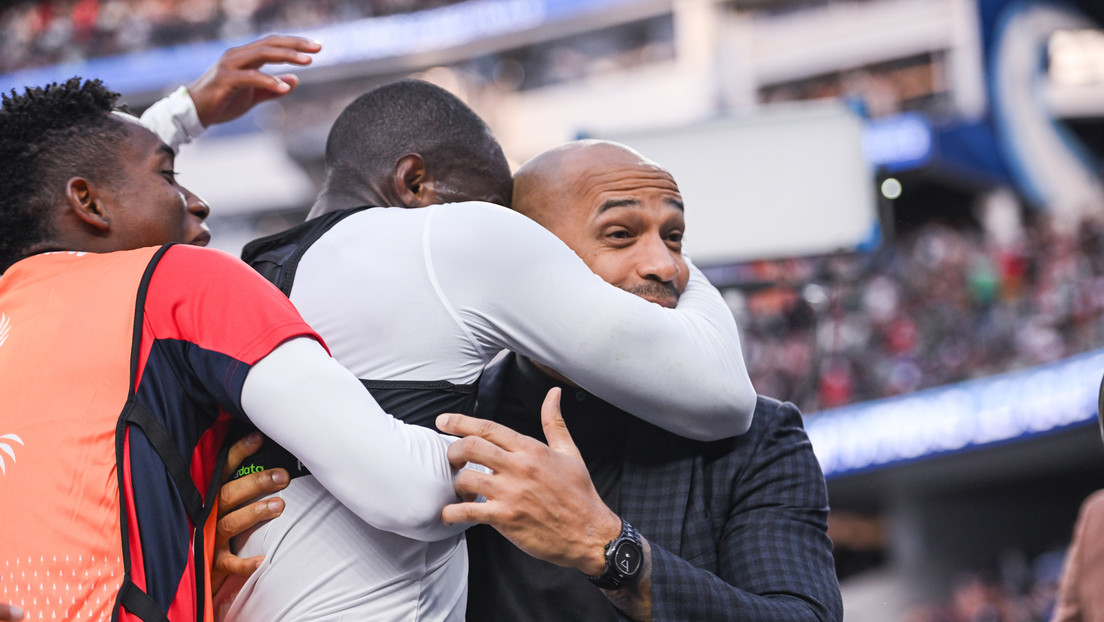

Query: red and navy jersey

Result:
[0,244,320,622]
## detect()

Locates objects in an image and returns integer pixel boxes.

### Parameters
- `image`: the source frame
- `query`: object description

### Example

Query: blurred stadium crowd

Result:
[903,549,1066,622]
[0,0,464,74]
[738,212,1104,415]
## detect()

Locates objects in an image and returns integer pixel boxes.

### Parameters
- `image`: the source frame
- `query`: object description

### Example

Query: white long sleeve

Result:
[428,203,754,440]
[240,337,465,541]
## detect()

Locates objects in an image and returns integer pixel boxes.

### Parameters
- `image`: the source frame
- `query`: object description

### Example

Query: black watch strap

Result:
[585,518,644,591]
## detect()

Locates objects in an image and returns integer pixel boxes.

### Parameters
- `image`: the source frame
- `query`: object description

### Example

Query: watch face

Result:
[612,540,642,577]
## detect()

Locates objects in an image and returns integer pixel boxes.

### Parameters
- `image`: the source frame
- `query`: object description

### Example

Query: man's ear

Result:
[391,154,434,208]
[64,177,111,232]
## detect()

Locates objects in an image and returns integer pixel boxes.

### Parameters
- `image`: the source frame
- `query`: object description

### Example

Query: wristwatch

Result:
[585,518,644,590]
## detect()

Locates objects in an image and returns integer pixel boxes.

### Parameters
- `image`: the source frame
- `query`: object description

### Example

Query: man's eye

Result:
[667,232,684,243]
[162,170,179,182]
[607,230,631,239]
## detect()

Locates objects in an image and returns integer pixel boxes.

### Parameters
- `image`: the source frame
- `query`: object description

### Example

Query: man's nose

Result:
[637,234,680,282]
[185,188,210,221]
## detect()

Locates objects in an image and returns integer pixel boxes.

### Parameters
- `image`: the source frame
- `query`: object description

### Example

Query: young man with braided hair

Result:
[0,76,473,622]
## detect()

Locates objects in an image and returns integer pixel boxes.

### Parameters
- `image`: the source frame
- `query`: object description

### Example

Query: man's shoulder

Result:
[750,395,807,431]
[631,395,809,471]
[430,201,543,233]
[661,395,806,444]
[160,244,258,279]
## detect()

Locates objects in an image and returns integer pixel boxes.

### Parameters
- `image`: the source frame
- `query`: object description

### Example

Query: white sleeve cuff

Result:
[139,86,205,152]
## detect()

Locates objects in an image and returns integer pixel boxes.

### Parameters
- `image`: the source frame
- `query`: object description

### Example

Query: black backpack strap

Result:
[241,206,373,295]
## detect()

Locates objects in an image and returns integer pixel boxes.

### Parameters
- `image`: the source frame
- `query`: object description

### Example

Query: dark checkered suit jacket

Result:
[473,353,843,621]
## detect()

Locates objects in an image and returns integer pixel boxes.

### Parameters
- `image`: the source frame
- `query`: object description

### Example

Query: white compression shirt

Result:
[225,203,754,622]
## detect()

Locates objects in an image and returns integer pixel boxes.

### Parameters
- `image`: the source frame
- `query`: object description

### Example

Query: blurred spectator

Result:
[901,550,1064,622]
[738,214,1104,415]
[0,0,467,74]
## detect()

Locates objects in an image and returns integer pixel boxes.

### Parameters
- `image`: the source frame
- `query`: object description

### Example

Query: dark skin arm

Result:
[0,604,23,621]
[210,433,289,592]
[439,388,655,620]
[186,34,321,128]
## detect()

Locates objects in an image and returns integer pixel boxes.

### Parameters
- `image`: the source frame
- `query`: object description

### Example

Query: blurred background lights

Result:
[880,177,903,199]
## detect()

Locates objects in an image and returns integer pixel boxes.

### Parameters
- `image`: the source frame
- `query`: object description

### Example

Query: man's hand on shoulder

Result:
[211,433,289,592]
[188,34,321,128]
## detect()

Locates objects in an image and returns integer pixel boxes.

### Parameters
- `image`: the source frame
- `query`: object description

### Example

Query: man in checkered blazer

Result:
[443,140,843,621]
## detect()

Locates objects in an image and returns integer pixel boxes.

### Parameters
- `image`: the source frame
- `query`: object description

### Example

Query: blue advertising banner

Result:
[806,348,1103,479]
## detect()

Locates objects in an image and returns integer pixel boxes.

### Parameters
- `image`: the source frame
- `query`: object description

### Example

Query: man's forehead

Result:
[111,110,172,158]
[576,161,682,208]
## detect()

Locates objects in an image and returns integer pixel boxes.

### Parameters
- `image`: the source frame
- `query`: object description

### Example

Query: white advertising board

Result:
[602,100,879,265]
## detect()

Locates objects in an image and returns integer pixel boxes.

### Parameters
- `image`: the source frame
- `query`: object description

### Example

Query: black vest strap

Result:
[241,206,373,296]
[360,378,479,429]
[112,245,189,622]
[123,402,206,525]
[114,577,171,622]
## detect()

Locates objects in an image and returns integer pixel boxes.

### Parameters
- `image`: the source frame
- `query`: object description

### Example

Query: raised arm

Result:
[432,203,754,440]
[140,35,320,151]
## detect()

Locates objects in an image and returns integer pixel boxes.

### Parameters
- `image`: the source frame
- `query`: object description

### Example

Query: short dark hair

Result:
[324,79,512,206]
[0,78,127,272]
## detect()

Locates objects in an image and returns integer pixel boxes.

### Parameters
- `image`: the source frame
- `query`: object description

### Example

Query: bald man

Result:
[443,140,843,622]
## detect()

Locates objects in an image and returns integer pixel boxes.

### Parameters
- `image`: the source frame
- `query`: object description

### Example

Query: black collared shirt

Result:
[466,356,629,621]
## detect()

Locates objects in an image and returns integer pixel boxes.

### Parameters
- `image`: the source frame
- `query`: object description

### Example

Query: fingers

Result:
[453,465,497,501]
[441,500,497,526]
[212,494,284,580]
[0,603,24,621]
[274,73,302,90]
[223,36,321,70]
[217,493,284,545]
[249,74,302,103]
[213,552,265,577]
[219,468,289,518]
[223,432,263,482]
[539,388,581,460]
[446,434,511,473]
[217,69,293,96]
[437,413,528,450]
